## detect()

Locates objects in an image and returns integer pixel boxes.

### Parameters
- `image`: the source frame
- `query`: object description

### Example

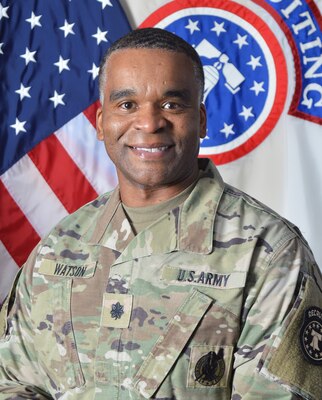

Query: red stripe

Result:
[0,180,40,267]
[83,100,101,129]
[28,134,98,213]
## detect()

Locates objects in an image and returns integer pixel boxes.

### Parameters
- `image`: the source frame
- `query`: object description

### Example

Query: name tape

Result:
[162,266,246,289]
[38,259,96,278]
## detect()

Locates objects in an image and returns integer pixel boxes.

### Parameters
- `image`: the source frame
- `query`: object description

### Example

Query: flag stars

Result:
[220,123,235,138]
[0,42,3,54]
[10,118,27,135]
[211,21,226,37]
[250,81,265,96]
[15,83,31,100]
[97,0,113,9]
[88,63,99,80]
[20,47,37,65]
[49,91,66,108]
[26,11,42,29]
[233,34,248,49]
[185,19,200,35]
[247,55,262,70]
[239,106,254,121]
[59,19,75,37]
[54,56,70,73]
[92,27,108,44]
[0,3,9,20]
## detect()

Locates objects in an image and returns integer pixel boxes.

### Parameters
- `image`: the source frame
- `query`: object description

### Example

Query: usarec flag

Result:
[137,0,322,270]
[0,0,131,304]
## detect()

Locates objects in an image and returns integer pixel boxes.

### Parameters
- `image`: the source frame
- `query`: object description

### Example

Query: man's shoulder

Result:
[218,182,310,253]
[42,191,112,248]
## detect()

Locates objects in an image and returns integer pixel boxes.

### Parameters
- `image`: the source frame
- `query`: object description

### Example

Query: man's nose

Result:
[133,105,167,133]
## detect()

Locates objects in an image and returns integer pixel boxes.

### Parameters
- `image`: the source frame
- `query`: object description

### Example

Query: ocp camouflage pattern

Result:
[0,159,321,399]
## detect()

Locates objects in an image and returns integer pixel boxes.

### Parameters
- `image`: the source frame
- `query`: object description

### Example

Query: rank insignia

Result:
[194,349,225,386]
[101,293,133,329]
[110,301,124,320]
[300,306,322,365]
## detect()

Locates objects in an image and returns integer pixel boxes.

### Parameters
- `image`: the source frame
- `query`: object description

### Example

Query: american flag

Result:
[0,0,131,304]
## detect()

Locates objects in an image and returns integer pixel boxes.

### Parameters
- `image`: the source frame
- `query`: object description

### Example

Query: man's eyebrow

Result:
[163,89,192,101]
[109,89,136,102]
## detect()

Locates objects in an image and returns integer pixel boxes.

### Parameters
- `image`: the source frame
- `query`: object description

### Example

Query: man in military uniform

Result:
[0,28,321,399]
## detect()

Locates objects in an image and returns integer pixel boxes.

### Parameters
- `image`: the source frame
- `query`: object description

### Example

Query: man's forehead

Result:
[106,47,192,67]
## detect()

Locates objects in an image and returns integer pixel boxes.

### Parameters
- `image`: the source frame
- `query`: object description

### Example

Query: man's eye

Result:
[163,102,180,110]
[120,102,135,110]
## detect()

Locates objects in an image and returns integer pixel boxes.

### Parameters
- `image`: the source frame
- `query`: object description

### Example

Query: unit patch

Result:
[300,306,322,365]
[188,345,233,388]
[195,349,225,386]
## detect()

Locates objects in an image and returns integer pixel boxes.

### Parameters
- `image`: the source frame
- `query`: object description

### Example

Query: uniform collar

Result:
[87,159,225,260]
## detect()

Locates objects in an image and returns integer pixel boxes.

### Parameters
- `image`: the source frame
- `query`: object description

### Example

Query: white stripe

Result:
[55,113,118,195]
[1,154,68,238]
[0,241,19,304]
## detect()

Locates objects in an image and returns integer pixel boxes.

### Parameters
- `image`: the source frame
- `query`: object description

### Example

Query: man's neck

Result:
[119,171,199,208]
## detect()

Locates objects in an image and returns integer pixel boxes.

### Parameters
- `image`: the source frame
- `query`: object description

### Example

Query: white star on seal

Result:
[0,42,3,55]
[239,106,254,121]
[54,56,70,73]
[49,91,66,108]
[250,81,265,96]
[88,63,99,80]
[185,19,200,35]
[247,55,262,70]
[233,34,248,49]
[97,0,113,9]
[59,19,75,37]
[15,83,31,100]
[220,123,235,138]
[26,11,42,29]
[20,47,37,65]
[211,21,226,37]
[92,27,108,44]
[10,118,27,135]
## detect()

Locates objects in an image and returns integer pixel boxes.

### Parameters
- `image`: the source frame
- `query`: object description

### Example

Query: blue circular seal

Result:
[141,0,287,164]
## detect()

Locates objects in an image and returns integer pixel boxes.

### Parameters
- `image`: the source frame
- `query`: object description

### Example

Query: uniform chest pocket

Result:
[132,288,235,400]
[31,278,85,390]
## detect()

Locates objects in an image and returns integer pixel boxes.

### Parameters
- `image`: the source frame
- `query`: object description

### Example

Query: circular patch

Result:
[300,306,322,365]
[194,350,225,386]
[140,0,288,164]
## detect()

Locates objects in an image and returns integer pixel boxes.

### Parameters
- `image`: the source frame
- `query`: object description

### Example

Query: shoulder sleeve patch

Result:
[259,273,322,399]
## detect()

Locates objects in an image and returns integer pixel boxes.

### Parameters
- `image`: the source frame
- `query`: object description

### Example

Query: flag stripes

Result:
[29,134,98,213]
[0,180,40,267]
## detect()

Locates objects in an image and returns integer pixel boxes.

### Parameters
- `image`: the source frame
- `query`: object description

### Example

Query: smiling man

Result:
[96,37,206,207]
[0,28,321,400]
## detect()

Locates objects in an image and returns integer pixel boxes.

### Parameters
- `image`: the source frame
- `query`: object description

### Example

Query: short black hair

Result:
[98,27,205,102]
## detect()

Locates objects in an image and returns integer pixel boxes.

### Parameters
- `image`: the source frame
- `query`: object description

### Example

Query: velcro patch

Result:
[260,274,322,400]
[188,345,233,388]
[38,259,96,278]
[161,266,246,289]
[101,293,133,329]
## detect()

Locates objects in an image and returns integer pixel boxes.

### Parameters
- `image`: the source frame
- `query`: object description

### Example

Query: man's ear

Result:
[96,106,103,141]
[199,103,207,139]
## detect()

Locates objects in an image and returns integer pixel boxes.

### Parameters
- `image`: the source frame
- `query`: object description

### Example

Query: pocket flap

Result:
[133,289,213,399]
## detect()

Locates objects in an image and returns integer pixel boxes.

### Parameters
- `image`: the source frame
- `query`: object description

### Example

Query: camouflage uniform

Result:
[0,159,321,399]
